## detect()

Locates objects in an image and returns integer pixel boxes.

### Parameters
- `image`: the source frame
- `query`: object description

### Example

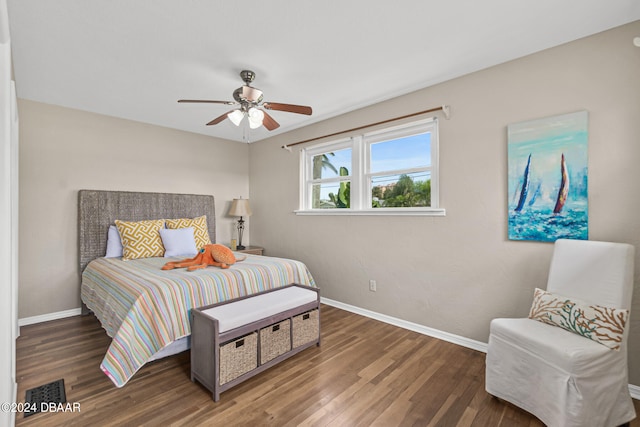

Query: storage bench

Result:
[190,284,320,401]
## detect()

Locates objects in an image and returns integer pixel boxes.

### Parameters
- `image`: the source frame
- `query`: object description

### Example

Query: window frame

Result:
[297,118,445,216]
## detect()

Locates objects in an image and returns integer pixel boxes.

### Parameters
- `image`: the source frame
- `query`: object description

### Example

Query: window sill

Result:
[294,208,446,217]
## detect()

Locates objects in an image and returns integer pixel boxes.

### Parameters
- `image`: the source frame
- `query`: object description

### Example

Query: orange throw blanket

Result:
[162,244,246,271]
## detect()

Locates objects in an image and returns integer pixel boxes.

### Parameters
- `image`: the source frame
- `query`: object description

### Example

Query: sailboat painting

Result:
[508,111,588,242]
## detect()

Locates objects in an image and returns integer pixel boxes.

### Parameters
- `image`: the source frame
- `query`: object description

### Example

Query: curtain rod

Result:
[281,105,450,151]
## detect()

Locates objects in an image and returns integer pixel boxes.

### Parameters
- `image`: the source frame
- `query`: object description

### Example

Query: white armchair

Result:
[486,239,636,427]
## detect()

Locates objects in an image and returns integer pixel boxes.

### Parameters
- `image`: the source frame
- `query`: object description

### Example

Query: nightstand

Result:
[235,246,264,255]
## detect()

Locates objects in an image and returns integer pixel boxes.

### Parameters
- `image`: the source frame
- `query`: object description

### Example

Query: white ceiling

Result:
[7,1,640,143]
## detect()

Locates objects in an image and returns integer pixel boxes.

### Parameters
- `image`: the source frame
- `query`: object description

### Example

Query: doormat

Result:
[24,379,66,418]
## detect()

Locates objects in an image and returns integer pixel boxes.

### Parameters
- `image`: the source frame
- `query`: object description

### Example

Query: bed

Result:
[78,190,316,388]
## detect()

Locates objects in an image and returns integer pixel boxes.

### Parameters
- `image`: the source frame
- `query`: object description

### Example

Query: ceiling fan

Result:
[178,70,313,131]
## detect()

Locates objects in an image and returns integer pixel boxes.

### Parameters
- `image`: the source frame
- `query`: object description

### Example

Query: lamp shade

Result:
[247,107,264,129]
[227,109,244,126]
[229,198,252,217]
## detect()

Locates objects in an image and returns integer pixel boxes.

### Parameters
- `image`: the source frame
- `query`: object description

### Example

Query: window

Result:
[298,118,444,215]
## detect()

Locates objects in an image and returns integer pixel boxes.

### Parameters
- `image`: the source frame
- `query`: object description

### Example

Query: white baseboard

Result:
[629,384,640,400]
[18,307,82,327]
[320,297,640,400]
[320,297,487,353]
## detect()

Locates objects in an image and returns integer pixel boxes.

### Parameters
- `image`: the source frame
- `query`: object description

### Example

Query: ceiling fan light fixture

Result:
[242,86,263,103]
[228,109,244,126]
[179,70,312,133]
[248,107,265,129]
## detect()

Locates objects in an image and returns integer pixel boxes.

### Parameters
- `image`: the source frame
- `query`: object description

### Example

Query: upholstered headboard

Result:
[78,190,216,272]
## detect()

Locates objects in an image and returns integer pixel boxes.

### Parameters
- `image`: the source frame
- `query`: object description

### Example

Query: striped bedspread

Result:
[81,254,316,387]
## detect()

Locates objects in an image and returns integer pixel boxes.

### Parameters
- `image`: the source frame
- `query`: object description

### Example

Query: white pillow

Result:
[160,227,198,258]
[105,225,123,258]
[528,288,629,350]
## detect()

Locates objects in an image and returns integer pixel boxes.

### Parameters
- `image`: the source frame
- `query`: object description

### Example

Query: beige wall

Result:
[249,21,640,384]
[18,100,249,318]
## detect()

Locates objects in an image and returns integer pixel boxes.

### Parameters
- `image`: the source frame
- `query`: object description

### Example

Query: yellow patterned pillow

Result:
[165,215,211,250]
[115,219,166,260]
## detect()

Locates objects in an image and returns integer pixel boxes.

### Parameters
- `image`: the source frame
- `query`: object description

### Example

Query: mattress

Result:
[81,253,316,387]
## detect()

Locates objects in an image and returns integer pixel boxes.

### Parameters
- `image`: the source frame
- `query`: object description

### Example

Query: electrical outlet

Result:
[369,280,377,292]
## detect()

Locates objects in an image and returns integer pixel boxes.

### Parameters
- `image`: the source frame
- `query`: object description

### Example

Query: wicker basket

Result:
[260,319,291,364]
[292,309,319,348]
[219,333,257,385]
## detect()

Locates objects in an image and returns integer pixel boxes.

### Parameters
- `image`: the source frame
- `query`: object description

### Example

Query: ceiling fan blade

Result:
[262,111,280,131]
[178,99,237,105]
[263,102,312,115]
[206,110,236,126]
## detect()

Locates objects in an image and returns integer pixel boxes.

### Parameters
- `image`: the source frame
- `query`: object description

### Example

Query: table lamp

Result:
[229,198,252,250]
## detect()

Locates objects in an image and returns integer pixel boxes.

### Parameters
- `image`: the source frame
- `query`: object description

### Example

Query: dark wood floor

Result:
[15,305,640,426]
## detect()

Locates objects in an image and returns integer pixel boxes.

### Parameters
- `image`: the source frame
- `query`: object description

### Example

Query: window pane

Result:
[312,148,352,179]
[370,133,431,173]
[371,171,431,207]
[312,181,351,208]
